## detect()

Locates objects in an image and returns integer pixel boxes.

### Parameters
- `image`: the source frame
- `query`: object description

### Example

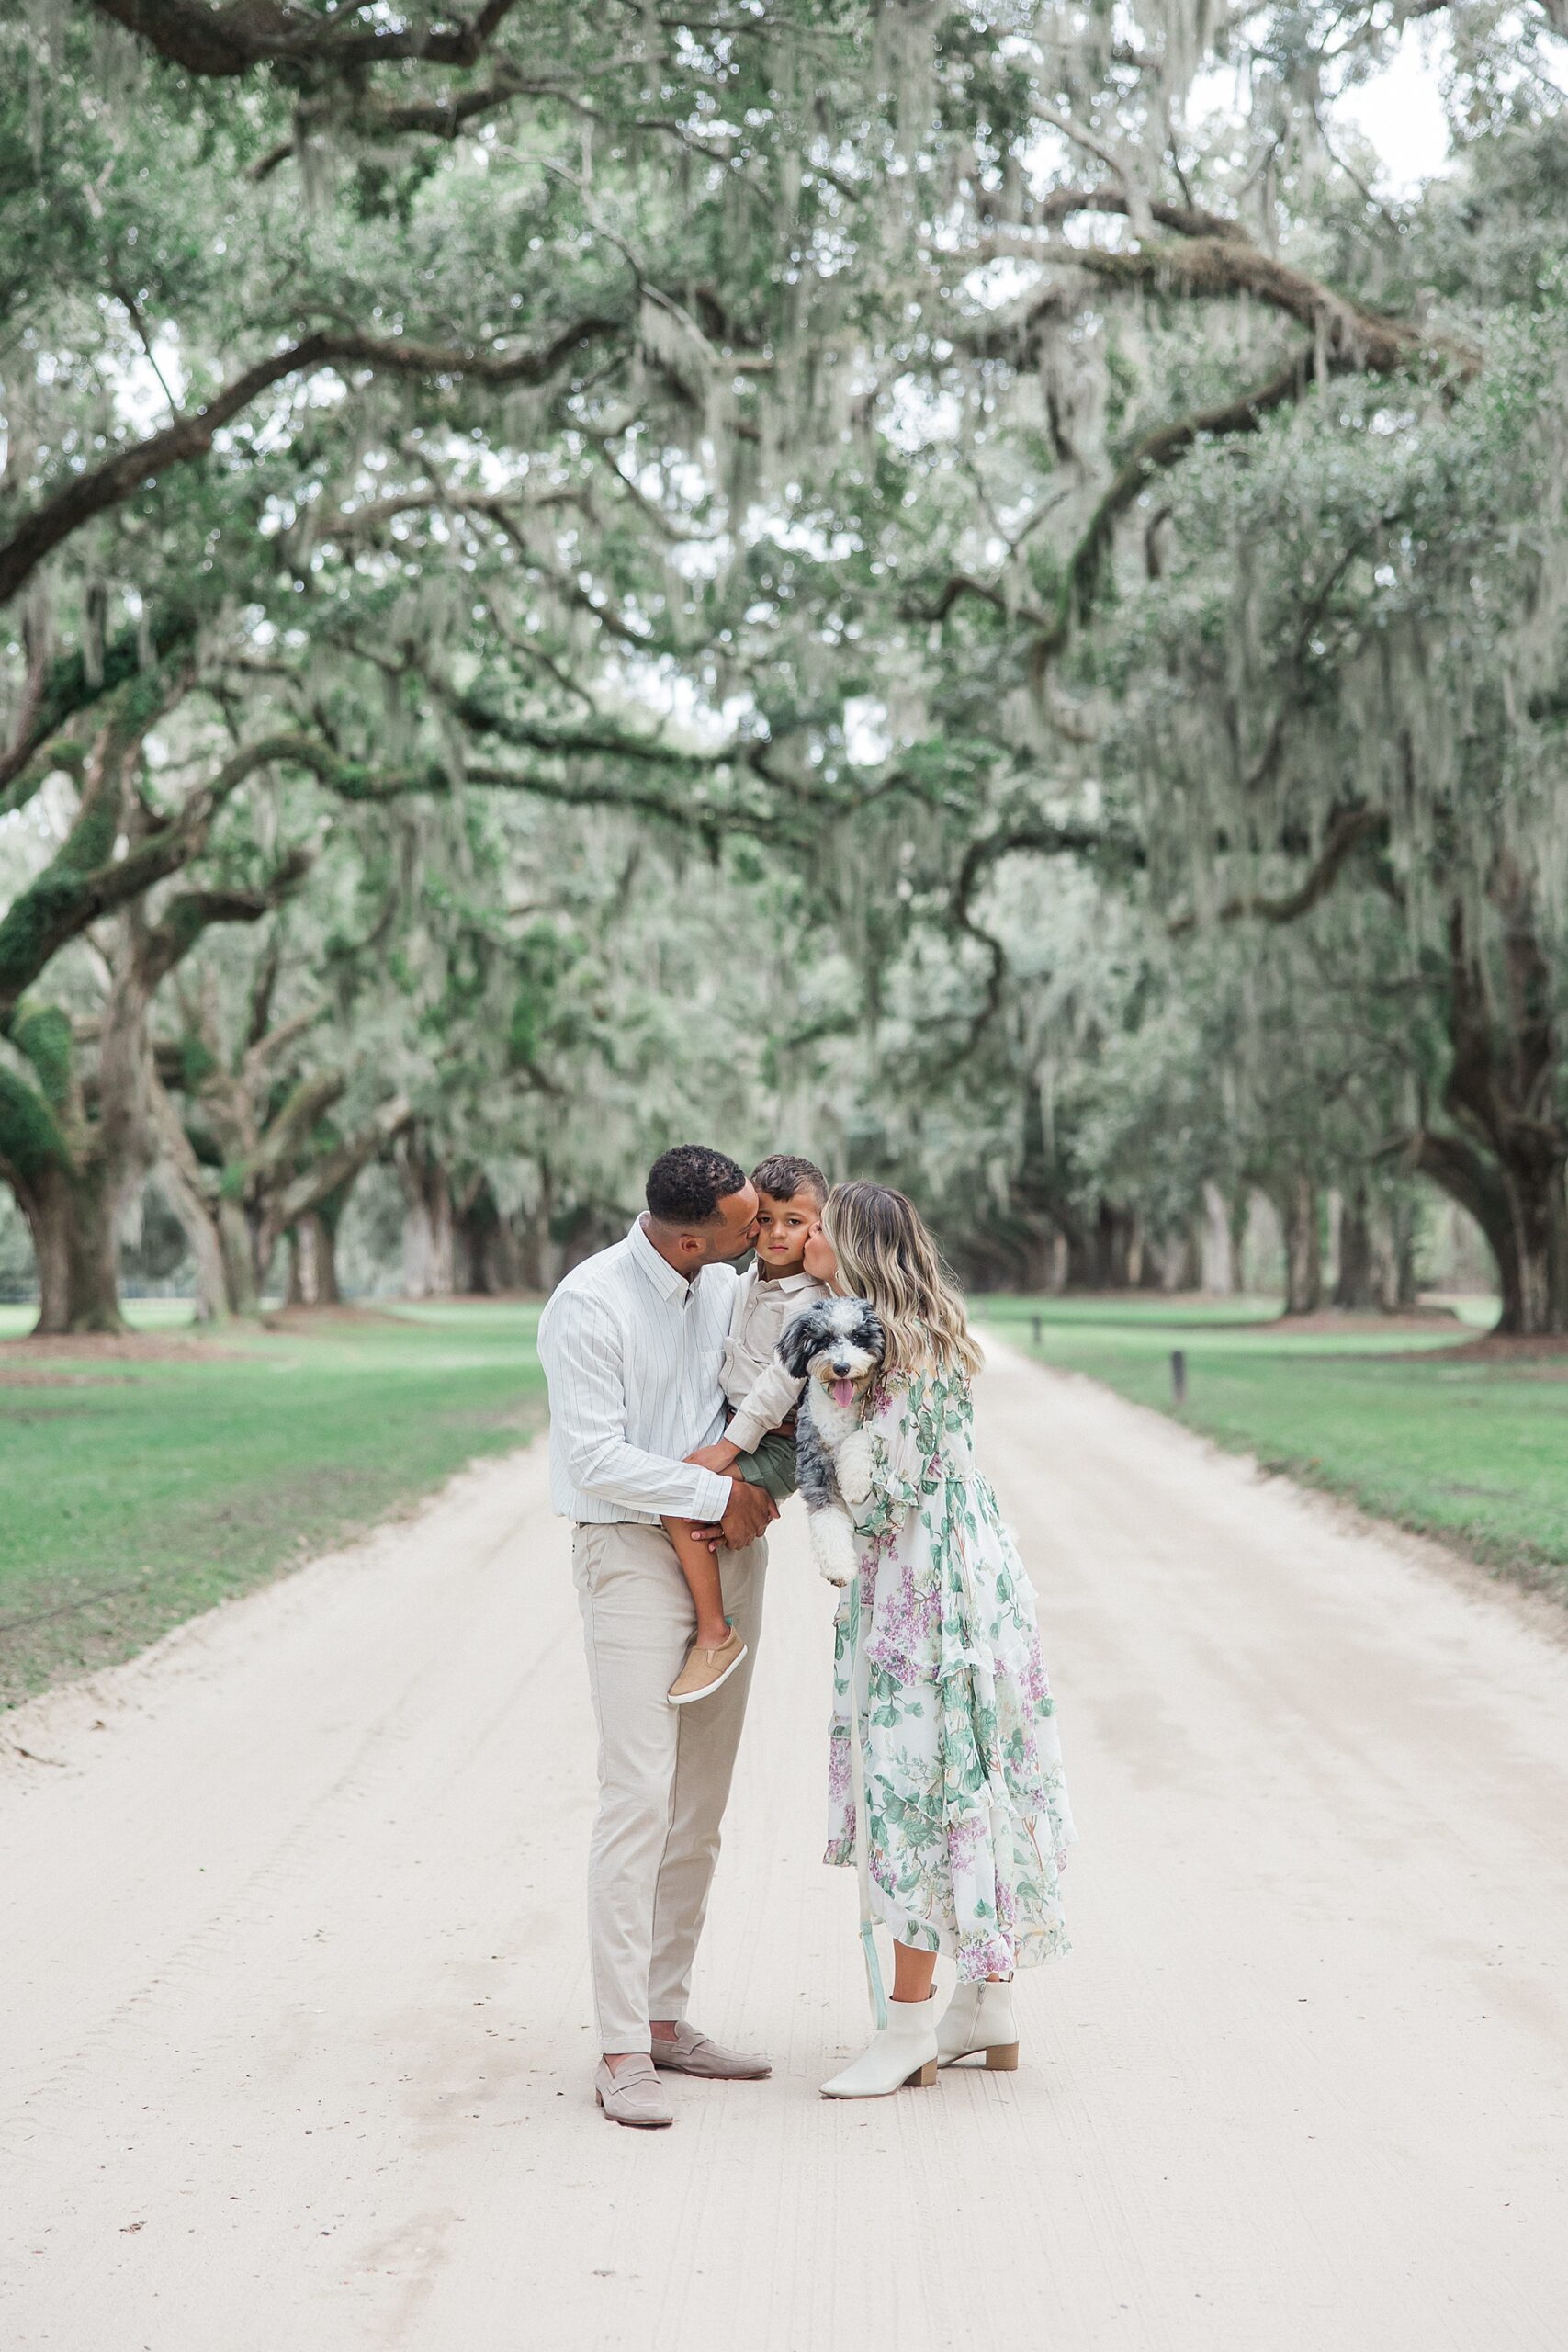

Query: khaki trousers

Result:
[571,1520,767,2053]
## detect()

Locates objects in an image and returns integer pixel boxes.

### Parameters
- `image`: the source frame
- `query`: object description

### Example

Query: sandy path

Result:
[3,1340,1567,2351]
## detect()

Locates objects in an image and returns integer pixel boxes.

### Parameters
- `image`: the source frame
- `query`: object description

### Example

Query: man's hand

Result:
[722,1477,778,1549]
[685,1439,740,1476]
[690,1476,778,1553]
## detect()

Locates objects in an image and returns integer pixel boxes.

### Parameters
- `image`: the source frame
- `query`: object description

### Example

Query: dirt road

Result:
[4,1339,1567,2351]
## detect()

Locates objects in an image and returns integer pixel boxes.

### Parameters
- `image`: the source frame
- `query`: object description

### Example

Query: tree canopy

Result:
[3,0,1566,1329]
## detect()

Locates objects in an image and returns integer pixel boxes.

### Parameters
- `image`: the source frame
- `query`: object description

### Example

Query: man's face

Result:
[656,1181,760,1275]
[703,1182,761,1264]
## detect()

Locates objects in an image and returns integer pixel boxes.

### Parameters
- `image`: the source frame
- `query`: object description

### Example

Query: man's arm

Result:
[537,1289,733,1521]
[689,1476,778,1555]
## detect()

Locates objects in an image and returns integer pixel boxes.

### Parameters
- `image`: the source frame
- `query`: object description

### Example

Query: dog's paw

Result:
[835,1430,874,1510]
[810,1508,858,1588]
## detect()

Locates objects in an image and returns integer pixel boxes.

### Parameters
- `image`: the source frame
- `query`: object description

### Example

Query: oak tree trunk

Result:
[1332,1182,1378,1311]
[286,1210,343,1306]
[14,1159,124,1334]
[453,1176,516,1295]
[1275,1174,1323,1316]
[398,1136,455,1297]
[1415,888,1568,1335]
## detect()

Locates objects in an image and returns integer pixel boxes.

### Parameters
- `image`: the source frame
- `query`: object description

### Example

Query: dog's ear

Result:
[863,1306,887,1359]
[777,1306,818,1379]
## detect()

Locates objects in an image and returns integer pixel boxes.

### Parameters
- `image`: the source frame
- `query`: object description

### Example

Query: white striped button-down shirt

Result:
[536,1217,739,1525]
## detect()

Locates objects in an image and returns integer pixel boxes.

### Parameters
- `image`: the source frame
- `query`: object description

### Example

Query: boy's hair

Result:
[645,1143,749,1227]
[750,1152,828,1206]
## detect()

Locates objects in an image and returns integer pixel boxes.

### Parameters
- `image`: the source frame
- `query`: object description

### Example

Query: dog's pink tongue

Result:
[831,1377,855,1409]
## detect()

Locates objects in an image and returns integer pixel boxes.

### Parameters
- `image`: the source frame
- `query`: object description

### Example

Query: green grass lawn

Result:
[976,1295,1568,1600]
[8,1285,1564,1710]
[0,1301,546,1706]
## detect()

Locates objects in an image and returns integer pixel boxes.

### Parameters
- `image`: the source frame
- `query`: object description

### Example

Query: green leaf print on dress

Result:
[825,1363,1076,1981]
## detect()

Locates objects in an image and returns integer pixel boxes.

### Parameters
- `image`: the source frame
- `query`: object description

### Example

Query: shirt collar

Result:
[759,1268,816,1292]
[626,1214,695,1304]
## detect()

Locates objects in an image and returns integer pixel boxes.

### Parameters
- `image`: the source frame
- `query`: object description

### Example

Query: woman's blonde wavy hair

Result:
[821,1182,983,1383]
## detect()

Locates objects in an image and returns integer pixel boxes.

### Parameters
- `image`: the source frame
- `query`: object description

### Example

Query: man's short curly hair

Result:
[750,1153,828,1206]
[645,1143,750,1228]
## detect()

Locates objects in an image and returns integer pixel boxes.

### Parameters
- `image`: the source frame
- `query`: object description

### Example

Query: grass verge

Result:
[976,1295,1568,1605]
[0,1300,545,1707]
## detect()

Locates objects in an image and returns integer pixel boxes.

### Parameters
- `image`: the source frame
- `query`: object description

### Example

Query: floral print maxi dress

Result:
[825,1363,1075,1980]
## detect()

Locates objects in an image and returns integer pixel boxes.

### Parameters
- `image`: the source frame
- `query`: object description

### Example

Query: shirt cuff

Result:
[725,1406,771,1455]
[687,1466,734,1521]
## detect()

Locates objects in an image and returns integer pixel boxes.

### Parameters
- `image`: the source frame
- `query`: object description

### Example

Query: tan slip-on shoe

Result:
[594,2056,674,2129]
[649,2022,772,2079]
[668,1626,748,1706]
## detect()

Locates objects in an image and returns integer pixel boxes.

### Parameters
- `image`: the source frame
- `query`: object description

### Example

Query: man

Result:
[536,1144,780,2129]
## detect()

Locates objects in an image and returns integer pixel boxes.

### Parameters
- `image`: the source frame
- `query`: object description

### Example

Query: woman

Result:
[803,1182,1075,2098]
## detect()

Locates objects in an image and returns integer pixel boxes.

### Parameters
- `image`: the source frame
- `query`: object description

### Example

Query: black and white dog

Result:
[778,1296,887,1586]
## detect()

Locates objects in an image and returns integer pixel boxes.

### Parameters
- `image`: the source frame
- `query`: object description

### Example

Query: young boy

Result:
[663,1153,830,1704]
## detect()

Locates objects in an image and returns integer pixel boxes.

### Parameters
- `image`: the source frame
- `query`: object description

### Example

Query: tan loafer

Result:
[650,2022,772,2079]
[594,2055,674,2129]
[668,1626,748,1705]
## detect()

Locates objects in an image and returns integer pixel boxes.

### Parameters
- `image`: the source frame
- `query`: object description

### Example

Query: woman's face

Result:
[802,1221,839,1284]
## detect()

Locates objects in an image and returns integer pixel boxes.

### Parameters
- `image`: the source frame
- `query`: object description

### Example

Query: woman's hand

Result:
[686,1439,740,1475]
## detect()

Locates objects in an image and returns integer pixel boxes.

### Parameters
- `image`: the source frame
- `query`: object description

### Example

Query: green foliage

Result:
[2,0,1567,1326]
[986,1295,1568,1600]
[11,1001,73,1111]
[0,1061,70,1185]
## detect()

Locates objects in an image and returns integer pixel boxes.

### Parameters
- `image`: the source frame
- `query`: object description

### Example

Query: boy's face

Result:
[754,1188,823,1275]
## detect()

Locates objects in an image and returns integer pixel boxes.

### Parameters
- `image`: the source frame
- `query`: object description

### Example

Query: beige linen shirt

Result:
[721,1265,831,1453]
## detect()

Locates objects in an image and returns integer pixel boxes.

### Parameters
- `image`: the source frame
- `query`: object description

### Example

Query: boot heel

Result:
[907,2060,938,2087]
[984,2043,1020,2071]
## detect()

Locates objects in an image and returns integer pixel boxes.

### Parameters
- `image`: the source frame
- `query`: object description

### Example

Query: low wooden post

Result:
[1170,1348,1187,1406]
[1031,1314,1043,1347]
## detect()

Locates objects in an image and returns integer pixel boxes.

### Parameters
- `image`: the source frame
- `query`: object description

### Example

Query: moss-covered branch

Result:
[0,315,621,607]
[0,611,197,805]
[0,1062,73,1187]
[267,1092,414,1237]
[1167,808,1391,936]
[140,851,315,991]
[88,0,529,78]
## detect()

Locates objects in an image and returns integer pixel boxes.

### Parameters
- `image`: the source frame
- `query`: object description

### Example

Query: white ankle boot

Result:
[820,1993,942,2099]
[937,1980,1020,2070]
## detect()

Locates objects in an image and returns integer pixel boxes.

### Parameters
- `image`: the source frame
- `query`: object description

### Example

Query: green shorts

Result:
[729,1426,799,1503]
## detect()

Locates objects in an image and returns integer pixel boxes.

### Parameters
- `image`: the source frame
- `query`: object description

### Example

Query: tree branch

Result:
[0,317,621,606]
[1167,808,1389,936]
[979,226,1478,381]
[0,608,197,804]
[950,818,1128,1044]
[138,851,315,991]
[265,1091,414,1244]
[89,0,529,78]
[0,730,321,1024]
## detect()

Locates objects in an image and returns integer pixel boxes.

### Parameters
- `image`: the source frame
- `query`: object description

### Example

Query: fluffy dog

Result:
[778,1296,887,1586]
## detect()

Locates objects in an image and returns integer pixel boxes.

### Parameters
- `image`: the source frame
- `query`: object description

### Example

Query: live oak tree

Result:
[4,2,1567,1321]
[151,901,417,1322]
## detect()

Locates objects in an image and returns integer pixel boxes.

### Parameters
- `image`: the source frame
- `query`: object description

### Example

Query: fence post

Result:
[1170,1348,1187,1405]
[1031,1313,1043,1347]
